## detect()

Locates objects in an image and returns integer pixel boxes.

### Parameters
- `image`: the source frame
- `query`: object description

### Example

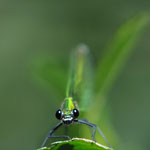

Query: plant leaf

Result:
[31,56,67,97]
[38,138,112,150]
[84,14,149,143]
[95,14,149,97]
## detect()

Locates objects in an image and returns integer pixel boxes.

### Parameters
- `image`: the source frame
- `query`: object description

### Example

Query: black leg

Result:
[74,119,96,140]
[80,118,93,135]
[74,119,112,149]
[96,126,112,149]
[41,122,63,148]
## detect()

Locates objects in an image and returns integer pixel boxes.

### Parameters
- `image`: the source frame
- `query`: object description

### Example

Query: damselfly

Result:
[41,44,112,148]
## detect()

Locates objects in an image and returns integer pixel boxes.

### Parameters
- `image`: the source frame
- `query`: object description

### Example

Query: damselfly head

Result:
[55,109,79,125]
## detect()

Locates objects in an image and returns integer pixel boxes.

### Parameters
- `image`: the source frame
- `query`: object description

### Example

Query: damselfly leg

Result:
[41,119,112,148]
[41,122,71,148]
[74,119,112,148]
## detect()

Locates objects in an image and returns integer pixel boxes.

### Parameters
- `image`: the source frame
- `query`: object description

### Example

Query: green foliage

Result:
[38,138,112,150]
[95,14,148,97]
[31,56,67,97]
[85,13,149,149]
[89,13,149,123]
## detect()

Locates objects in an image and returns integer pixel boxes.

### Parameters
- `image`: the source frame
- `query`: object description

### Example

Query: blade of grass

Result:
[95,14,149,97]
[84,14,149,147]
[87,14,149,124]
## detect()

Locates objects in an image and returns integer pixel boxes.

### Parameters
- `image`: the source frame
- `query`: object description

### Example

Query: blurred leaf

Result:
[38,138,112,150]
[95,14,149,96]
[84,14,149,148]
[31,56,67,97]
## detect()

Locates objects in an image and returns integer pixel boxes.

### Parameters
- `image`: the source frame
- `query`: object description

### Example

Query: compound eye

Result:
[73,109,79,119]
[55,109,62,120]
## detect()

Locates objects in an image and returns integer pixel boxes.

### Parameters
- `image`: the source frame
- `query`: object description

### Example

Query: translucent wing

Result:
[66,44,94,111]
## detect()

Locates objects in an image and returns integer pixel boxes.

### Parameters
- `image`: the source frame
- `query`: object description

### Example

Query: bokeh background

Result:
[0,1,150,150]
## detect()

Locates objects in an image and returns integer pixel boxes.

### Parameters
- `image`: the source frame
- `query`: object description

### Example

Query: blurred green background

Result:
[0,1,150,150]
